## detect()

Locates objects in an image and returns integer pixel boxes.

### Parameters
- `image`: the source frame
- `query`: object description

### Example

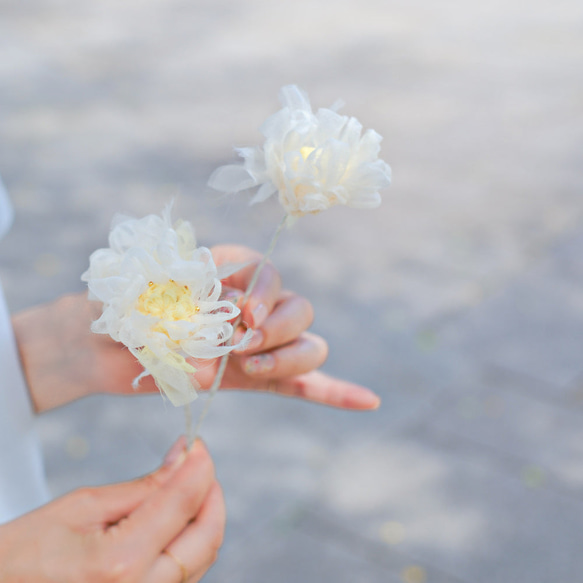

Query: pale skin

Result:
[1,244,380,582]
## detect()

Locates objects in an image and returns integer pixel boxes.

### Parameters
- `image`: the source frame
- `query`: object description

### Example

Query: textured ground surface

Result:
[1,1,583,581]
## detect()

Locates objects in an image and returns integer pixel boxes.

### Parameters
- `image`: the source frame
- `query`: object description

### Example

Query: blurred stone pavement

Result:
[1,1,583,581]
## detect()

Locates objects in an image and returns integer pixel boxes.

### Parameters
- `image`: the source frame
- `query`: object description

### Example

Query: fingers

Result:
[210,244,262,277]
[118,440,215,557]
[264,370,381,410]
[68,437,188,527]
[240,261,282,329]
[144,482,226,583]
[214,246,313,351]
[211,245,380,411]
[240,332,328,379]
[212,245,281,329]
[235,292,314,355]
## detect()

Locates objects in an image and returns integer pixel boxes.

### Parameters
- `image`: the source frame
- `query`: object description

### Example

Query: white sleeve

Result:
[0,176,13,239]
[0,179,50,523]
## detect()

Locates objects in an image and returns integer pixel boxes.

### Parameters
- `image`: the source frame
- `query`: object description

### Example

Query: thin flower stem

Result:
[190,347,229,445]
[242,214,288,305]
[189,214,288,446]
[184,403,193,444]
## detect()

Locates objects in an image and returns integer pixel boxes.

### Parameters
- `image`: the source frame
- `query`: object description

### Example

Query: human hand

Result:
[0,438,224,583]
[13,245,380,413]
[196,245,381,410]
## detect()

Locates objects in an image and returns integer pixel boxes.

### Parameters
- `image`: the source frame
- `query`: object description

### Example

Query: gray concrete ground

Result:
[1,1,583,581]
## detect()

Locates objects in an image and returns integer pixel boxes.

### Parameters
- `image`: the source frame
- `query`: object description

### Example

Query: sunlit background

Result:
[1,0,583,581]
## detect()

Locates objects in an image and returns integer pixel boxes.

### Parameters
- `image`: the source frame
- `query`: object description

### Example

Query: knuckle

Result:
[315,337,329,367]
[136,471,163,491]
[85,549,138,583]
[258,258,281,286]
[299,297,315,327]
[70,487,100,511]
[108,556,138,583]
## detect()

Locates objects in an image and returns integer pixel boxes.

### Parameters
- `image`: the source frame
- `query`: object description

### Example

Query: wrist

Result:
[13,304,57,413]
[12,294,91,413]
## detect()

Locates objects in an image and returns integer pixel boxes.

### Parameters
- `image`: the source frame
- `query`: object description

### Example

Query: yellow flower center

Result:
[137,280,200,322]
[300,146,315,160]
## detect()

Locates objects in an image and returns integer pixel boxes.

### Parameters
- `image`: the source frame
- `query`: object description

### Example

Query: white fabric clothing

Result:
[0,177,50,523]
[0,178,12,239]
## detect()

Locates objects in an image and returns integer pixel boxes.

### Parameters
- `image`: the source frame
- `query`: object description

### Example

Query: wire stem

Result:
[190,214,288,444]
[184,403,194,446]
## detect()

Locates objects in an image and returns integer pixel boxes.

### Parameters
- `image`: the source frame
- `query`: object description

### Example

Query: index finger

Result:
[212,245,282,329]
[118,440,215,559]
[273,371,382,409]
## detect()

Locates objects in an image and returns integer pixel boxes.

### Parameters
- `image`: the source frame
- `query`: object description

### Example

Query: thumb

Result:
[91,436,188,526]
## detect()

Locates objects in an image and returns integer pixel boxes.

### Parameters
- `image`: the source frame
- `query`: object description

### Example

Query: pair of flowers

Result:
[82,85,392,406]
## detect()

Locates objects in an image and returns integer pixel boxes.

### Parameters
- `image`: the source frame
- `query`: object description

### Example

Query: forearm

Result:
[12,294,94,413]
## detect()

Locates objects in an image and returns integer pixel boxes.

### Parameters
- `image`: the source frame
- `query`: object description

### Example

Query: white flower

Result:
[208,85,391,218]
[81,206,249,406]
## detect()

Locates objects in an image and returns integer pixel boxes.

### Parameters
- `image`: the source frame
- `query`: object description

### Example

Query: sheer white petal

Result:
[83,208,246,407]
[131,347,198,407]
[279,84,312,112]
[216,261,249,280]
[259,110,292,140]
[207,165,257,193]
[347,192,382,209]
[207,85,390,218]
[236,147,268,177]
[250,181,278,204]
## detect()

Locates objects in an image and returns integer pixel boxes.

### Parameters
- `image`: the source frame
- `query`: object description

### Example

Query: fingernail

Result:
[190,437,206,451]
[243,353,275,375]
[355,389,382,410]
[251,303,268,329]
[246,329,264,351]
[234,329,263,353]
[163,436,187,469]
[369,395,382,410]
[188,438,208,458]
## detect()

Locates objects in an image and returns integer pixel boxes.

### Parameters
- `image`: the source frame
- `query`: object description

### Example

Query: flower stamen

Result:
[137,280,200,321]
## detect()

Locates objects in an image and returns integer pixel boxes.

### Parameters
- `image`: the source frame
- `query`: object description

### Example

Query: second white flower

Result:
[208,85,392,218]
